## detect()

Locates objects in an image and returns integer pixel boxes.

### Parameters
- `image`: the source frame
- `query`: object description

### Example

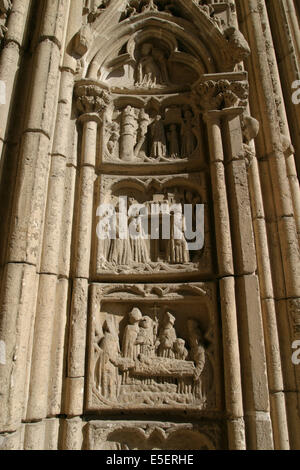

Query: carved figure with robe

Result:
[187,319,206,401]
[157,312,177,358]
[122,308,143,360]
[128,197,150,263]
[150,115,167,158]
[136,316,154,356]
[107,203,132,265]
[136,43,162,87]
[167,124,180,158]
[95,320,120,401]
[181,109,197,156]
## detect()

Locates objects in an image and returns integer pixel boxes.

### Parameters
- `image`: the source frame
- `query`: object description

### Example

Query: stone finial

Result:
[75,84,111,116]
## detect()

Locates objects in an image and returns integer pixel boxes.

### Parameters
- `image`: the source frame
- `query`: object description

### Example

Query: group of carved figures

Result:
[106,106,198,162]
[99,194,194,267]
[94,309,207,404]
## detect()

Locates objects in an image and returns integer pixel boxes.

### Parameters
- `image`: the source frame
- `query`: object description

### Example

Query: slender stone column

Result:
[0,0,31,171]
[204,110,246,450]
[65,84,110,417]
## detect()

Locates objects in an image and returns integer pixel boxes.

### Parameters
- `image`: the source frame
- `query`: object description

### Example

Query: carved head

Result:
[140,316,153,329]
[129,308,143,324]
[165,311,176,326]
[174,338,186,352]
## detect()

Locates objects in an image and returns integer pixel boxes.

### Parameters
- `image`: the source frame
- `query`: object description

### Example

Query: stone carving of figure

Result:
[107,203,133,266]
[167,124,180,158]
[128,198,150,263]
[174,338,189,394]
[136,316,154,356]
[107,122,120,159]
[98,210,112,264]
[167,208,190,264]
[181,109,197,156]
[122,308,143,360]
[95,320,120,401]
[157,311,177,358]
[119,105,137,161]
[187,319,206,401]
[150,115,167,158]
[173,338,188,360]
[135,43,169,88]
[134,109,150,159]
[136,43,162,88]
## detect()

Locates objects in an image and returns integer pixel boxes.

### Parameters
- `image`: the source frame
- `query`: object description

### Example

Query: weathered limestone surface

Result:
[0,0,299,450]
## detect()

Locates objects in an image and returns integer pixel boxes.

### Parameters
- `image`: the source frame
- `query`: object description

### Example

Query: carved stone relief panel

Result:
[102,98,205,166]
[84,420,224,450]
[93,173,214,280]
[86,283,222,414]
[100,33,201,92]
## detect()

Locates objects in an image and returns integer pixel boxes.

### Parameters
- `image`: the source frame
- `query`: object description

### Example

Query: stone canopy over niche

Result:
[84,420,223,450]
[86,283,221,414]
[93,173,213,280]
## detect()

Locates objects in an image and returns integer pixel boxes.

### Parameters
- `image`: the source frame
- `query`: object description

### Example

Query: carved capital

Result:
[75,84,111,116]
[193,79,249,112]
